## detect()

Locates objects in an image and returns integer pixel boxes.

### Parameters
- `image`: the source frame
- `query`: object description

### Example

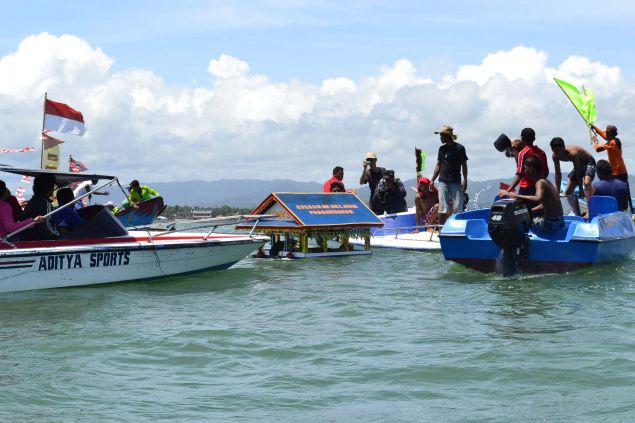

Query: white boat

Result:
[0,168,267,293]
[350,229,441,251]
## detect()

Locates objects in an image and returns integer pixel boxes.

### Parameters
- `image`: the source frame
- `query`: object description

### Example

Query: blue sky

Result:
[0,1,634,187]
[2,0,634,85]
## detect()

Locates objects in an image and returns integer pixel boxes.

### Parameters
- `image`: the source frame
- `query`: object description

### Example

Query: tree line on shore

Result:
[162,205,254,219]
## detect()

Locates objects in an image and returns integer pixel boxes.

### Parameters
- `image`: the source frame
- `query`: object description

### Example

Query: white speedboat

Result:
[0,168,267,293]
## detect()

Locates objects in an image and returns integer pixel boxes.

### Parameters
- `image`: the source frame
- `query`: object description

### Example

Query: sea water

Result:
[1,249,634,422]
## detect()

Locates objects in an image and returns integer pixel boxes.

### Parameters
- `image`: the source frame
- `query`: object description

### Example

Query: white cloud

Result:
[0,33,634,196]
[207,54,250,79]
[453,46,548,86]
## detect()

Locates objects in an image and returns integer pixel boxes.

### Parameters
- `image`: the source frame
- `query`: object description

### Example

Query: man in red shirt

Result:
[507,128,549,196]
[323,166,345,193]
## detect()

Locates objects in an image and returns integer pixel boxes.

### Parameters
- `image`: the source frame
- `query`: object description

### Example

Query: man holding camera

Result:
[359,152,385,214]
[372,170,407,215]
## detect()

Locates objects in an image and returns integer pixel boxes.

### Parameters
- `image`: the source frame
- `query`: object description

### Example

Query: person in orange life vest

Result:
[507,128,549,196]
[591,124,633,211]
[413,176,439,233]
[323,166,345,193]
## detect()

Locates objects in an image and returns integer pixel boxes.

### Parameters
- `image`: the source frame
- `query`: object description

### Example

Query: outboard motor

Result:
[488,199,531,276]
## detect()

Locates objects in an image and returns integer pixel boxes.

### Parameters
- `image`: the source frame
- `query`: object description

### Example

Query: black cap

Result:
[520,128,535,140]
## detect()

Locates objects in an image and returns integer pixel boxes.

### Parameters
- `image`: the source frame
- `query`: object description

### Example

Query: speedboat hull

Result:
[440,208,635,275]
[0,231,266,293]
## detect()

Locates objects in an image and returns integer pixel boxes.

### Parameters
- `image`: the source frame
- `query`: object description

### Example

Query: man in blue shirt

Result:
[591,159,629,211]
[53,188,85,232]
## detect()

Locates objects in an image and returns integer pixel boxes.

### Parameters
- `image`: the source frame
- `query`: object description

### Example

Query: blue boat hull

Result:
[440,208,635,274]
[371,208,417,236]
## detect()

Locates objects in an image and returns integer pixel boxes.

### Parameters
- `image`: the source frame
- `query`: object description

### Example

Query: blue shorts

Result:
[438,182,463,214]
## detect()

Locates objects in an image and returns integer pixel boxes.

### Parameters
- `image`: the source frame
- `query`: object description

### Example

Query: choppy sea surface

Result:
[1,248,634,422]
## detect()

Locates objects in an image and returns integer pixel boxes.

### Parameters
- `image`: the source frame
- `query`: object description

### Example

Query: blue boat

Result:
[371,208,417,236]
[115,196,165,227]
[439,196,635,275]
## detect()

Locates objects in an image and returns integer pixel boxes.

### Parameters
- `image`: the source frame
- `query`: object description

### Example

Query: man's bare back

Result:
[535,179,563,219]
[552,144,593,166]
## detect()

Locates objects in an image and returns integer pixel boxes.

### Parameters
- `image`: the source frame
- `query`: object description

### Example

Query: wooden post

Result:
[40,92,47,169]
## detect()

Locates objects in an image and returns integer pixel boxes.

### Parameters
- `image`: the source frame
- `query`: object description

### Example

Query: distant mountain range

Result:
[98,175,634,209]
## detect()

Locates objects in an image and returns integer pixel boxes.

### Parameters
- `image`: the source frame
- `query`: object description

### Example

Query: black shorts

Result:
[568,157,596,184]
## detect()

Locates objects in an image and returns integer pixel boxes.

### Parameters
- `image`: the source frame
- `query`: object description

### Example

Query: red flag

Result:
[44,99,86,136]
[68,156,88,173]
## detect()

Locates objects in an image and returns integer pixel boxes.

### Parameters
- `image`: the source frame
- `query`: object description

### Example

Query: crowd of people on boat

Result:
[323,121,632,235]
[497,123,632,232]
[0,174,160,240]
[323,125,470,232]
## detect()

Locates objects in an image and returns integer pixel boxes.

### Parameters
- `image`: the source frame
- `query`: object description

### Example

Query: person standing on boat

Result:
[549,137,596,204]
[507,128,549,196]
[21,174,59,240]
[359,152,385,213]
[591,160,630,211]
[500,155,564,233]
[323,167,346,193]
[127,180,160,206]
[0,181,44,238]
[373,170,407,214]
[591,124,633,211]
[429,125,468,224]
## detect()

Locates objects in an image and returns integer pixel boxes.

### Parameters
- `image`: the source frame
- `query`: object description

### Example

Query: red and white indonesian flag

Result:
[43,99,86,136]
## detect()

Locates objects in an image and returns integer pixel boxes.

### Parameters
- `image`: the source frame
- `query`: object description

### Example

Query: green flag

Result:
[415,147,427,176]
[554,78,597,126]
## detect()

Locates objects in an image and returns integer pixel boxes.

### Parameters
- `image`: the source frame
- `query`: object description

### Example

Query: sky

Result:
[0,0,634,190]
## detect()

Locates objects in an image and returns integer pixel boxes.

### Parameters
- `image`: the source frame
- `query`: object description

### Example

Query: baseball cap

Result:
[434,125,457,140]
[366,152,377,160]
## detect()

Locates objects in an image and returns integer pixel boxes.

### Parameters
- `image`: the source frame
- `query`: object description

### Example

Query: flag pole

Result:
[40,92,47,169]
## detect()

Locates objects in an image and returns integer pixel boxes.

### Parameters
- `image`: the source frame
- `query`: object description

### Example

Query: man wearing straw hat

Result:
[429,125,468,224]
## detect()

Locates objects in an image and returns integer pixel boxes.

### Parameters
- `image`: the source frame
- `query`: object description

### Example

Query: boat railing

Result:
[146,214,276,241]
[3,177,120,245]
[376,224,443,240]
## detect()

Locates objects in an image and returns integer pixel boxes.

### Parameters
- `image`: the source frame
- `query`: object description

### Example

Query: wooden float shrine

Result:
[236,192,384,258]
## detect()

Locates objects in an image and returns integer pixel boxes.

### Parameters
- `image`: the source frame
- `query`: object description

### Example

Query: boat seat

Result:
[59,206,128,240]
[588,196,618,220]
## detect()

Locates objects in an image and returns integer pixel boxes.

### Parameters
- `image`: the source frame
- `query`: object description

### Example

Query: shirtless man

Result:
[413,176,439,233]
[499,155,564,233]
[549,137,596,204]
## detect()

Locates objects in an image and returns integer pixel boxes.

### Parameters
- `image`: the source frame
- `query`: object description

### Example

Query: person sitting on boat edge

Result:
[429,125,468,224]
[127,180,160,207]
[591,124,633,212]
[21,173,60,240]
[0,181,44,238]
[359,152,385,213]
[550,137,596,205]
[373,170,407,214]
[52,188,85,233]
[507,128,549,196]
[413,176,439,233]
[591,160,630,212]
[500,155,564,233]
[323,166,346,193]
